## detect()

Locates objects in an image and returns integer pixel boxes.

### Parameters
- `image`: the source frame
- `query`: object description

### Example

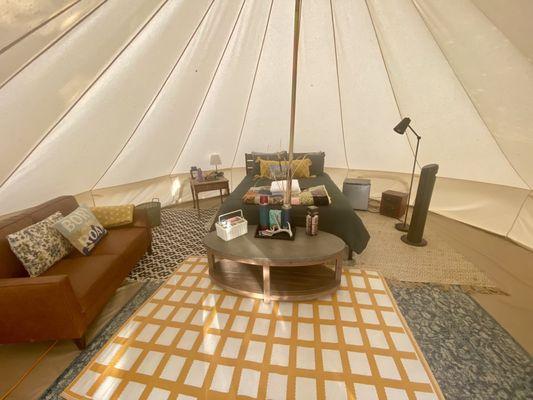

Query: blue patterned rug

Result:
[40,279,532,399]
[389,284,532,399]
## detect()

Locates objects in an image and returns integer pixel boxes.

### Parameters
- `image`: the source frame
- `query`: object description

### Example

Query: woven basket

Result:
[136,198,161,227]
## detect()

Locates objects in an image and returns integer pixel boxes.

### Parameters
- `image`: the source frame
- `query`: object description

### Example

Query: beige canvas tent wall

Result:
[1,0,532,249]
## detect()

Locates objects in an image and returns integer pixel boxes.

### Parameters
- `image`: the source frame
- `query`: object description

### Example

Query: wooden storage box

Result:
[380,190,408,218]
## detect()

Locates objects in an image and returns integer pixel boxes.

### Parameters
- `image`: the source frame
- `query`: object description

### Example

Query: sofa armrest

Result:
[0,275,86,343]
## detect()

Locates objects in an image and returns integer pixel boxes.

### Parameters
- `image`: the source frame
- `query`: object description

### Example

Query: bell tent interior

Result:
[0,0,532,399]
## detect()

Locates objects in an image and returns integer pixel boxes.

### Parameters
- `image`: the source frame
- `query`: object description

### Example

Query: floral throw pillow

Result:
[54,206,107,255]
[7,212,72,277]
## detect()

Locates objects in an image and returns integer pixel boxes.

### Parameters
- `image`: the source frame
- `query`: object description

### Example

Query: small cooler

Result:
[342,178,371,210]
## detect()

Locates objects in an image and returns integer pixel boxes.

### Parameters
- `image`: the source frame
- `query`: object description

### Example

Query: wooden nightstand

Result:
[190,175,229,214]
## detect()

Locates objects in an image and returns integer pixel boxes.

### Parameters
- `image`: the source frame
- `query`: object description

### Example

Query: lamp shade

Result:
[393,117,411,135]
[209,153,222,166]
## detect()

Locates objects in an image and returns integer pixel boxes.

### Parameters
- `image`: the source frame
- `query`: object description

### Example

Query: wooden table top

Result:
[203,226,346,266]
[191,177,228,186]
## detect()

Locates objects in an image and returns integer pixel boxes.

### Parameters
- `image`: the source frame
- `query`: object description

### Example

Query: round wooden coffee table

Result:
[203,226,346,303]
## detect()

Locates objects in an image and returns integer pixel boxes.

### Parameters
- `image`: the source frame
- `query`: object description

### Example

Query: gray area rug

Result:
[40,207,532,399]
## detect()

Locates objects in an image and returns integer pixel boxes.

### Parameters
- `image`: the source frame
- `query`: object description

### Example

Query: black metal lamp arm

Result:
[408,125,422,140]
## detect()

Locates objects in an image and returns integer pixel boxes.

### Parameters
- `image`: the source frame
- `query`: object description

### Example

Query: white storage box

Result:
[215,210,248,241]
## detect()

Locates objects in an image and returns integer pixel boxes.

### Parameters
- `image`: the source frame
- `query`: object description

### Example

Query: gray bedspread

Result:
[212,174,370,254]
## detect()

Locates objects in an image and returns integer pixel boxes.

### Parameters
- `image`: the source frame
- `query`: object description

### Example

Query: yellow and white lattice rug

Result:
[63,256,443,400]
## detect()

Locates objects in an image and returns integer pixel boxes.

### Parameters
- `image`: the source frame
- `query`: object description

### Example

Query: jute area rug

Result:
[133,207,498,291]
[63,256,443,400]
[356,211,498,291]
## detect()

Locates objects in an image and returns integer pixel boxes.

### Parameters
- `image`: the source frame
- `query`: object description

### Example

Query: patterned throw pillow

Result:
[54,206,107,256]
[7,212,72,277]
[258,158,312,179]
[91,204,134,228]
[250,151,287,176]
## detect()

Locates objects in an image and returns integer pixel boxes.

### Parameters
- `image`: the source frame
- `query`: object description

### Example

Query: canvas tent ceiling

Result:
[0,0,532,249]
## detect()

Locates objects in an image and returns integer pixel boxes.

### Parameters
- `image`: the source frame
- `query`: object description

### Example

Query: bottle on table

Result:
[259,195,269,230]
[306,206,319,236]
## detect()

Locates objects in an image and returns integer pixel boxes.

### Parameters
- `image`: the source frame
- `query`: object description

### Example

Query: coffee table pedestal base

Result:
[208,258,341,303]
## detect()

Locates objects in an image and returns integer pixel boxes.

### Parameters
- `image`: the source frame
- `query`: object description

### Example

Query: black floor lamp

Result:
[393,117,421,232]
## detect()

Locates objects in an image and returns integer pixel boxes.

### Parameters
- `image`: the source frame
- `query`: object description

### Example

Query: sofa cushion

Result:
[7,212,73,277]
[42,254,124,312]
[54,206,107,255]
[67,227,150,272]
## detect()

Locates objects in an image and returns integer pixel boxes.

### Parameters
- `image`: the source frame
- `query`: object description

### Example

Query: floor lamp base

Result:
[401,234,427,247]
[395,222,410,232]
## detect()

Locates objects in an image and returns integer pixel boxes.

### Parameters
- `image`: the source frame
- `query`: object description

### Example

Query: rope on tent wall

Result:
[363,0,422,171]
[0,0,108,90]
[0,1,81,55]
[409,0,531,190]
[168,0,247,175]
[89,0,216,193]
[0,0,171,191]
[329,0,350,170]
[229,0,274,171]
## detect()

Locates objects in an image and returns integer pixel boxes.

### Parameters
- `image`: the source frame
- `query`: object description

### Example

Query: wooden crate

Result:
[380,190,408,218]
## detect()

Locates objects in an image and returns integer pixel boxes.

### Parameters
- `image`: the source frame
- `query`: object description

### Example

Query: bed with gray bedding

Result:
[212,173,370,256]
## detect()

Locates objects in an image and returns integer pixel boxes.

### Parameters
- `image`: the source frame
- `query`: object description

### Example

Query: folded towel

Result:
[270,179,300,195]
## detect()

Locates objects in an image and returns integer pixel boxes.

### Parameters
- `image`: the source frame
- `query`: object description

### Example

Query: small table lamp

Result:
[210,153,222,172]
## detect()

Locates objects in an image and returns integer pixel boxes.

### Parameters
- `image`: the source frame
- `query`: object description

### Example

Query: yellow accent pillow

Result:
[90,205,134,228]
[258,158,312,179]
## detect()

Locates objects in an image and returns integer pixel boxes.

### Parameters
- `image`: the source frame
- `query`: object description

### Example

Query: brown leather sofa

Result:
[0,196,152,348]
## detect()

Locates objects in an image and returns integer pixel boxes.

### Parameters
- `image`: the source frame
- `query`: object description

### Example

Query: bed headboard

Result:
[244,153,255,176]
[244,151,326,176]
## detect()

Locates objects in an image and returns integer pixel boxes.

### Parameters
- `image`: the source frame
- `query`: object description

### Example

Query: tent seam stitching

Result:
[410,0,531,190]
[90,0,217,192]
[363,0,422,170]
[505,189,531,238]
[469,0,533,65]
[0,0,81,55]
[0,0,171,191]
[0,0,108,90]
[329,0,350,170]
[168,0,247,175]
[229,0,275,172]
